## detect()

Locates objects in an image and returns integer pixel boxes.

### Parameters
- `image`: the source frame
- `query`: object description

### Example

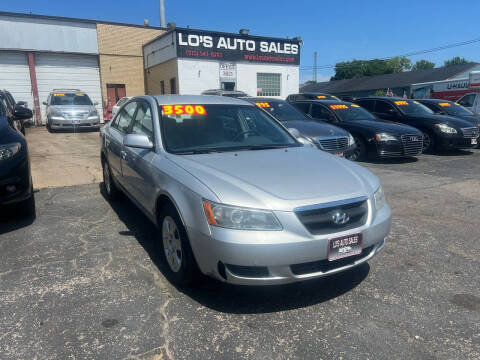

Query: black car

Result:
[0,100,35,216]
[290,99,424,161]
[0,90,32,135]
[286,92,339,103]
[242,97,356,156]
[355,97,479,152]
[416,99,480,128]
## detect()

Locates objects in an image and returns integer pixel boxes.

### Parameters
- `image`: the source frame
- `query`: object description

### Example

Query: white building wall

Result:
[236,63,299,98]
[177,59,220,95]
[144,32,177,69]
[0,15,98,54]
[176,59,299,97]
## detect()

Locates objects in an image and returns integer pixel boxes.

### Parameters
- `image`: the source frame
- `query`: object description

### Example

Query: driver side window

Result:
[458,94,475,108]
[112,101,137,133]
[375,101,395,114]
[311,104,333,121]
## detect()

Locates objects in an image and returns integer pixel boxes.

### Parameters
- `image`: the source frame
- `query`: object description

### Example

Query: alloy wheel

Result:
[162,216,183,273]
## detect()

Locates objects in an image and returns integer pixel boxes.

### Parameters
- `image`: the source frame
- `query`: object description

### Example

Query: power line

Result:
[299,37,480,71]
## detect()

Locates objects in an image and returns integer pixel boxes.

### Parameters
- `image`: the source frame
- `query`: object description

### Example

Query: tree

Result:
[375,89,386,96]
[331,56,412,80]
[444,57,470,67]
[412,59,435,71]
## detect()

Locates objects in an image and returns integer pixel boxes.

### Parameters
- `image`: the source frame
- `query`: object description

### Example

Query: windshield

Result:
[160,104,299,154]
[51,93,93,106]
[439,102,475,116]
[329,103,376,121]
[254,100,308,121]
[395,100,433,116]
[222,92,247,98]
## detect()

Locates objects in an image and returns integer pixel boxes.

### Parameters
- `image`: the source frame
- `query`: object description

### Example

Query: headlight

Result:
[348,134,355,146]
[298,136,317,148]
[89,109,99,117]
[0,142,21,161]
[375,133,397,142]
[435,123,457,134]
[50,110,63,118]
[203,200,283,231]
[373,185,386,211]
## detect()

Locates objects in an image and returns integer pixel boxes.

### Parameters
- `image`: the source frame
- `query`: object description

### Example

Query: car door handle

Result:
[105,138,110,146]
[120,150,127,160]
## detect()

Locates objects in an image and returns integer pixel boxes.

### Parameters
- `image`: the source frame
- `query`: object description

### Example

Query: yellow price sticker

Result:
[330,104,348,110]
[395,101,409,106]
[351,104,360,108]
[316,95,326,99]
[438,102,451,107]
[53,93,65,97]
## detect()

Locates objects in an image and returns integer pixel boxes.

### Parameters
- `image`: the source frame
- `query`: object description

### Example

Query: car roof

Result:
[49,89,85,94]
[152,95,255,106]
[293,99,352,105]
[241,97,286,103]
[202,89,247,94]
[416,99,452,103]
[356,96,405,101]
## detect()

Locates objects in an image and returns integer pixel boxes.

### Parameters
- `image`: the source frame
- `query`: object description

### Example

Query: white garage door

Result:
[0,51,33,109]
[36,53,103,123]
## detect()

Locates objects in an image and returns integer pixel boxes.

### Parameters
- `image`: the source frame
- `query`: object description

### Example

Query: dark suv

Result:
[286,92,339,102]
[355,97,479,152]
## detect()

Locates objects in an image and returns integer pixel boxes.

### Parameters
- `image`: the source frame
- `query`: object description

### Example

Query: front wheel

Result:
[158,204,198,286]
[346,136,367,161]
[46,119,54,133]
[422,131,435,153]
[102,159,120,201]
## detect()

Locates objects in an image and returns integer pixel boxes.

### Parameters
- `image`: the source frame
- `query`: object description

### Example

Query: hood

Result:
[356,119,422,135]
[405,113,474,128]
[167,146,379,211]
[282,120,349,138]
[449,114,480,126]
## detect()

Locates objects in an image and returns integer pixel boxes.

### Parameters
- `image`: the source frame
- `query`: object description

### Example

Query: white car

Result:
[112,97,132,117]
[457,93,480,114]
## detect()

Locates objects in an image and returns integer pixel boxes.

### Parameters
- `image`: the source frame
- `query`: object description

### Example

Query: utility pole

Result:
[313,51,317,82]
[159,0,166,28]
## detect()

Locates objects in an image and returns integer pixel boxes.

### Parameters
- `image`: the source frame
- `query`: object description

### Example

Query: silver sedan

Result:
[101,95,391,286]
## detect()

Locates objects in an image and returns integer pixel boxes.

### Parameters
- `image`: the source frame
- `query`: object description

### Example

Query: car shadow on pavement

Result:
[430,149,474,157]
[0,200,36,235]
[360,156,419,165]
[99,184,370,314]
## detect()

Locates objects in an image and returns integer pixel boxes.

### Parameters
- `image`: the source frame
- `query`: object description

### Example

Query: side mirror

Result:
[94,101,99,106]
[14,107,33,120]
[17,101,27,107]
[42,101,48,106]
[124,134,153,150]
[288,128,301,138]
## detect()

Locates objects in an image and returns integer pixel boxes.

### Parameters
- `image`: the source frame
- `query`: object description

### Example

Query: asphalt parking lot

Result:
[1,134,479,359]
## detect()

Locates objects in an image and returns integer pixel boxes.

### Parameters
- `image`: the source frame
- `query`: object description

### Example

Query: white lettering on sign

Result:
[178,32,299,55]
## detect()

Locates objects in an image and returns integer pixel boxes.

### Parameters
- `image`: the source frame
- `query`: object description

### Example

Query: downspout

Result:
[27,52,42,126]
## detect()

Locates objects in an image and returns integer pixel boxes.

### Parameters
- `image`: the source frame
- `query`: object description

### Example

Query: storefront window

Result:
[257,73,281,96]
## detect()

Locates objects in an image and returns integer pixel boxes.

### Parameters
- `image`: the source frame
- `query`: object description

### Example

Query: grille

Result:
[317,136,349,152]
[461,127,479,138]
[62,112,88,120]
[290,245,375,275]
[401,134,423,155]
[295,197,368,235]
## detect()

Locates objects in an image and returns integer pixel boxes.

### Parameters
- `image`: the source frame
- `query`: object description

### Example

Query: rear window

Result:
[51,93,93,106]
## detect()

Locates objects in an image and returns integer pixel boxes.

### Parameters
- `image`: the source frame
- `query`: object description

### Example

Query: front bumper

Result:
[376,139,423,157]
[50,116,100,129]
[437,135,477,149]
[0,156,32,206]
[189,202,391,285]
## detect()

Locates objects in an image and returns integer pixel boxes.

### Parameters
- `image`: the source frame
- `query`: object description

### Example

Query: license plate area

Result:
[472,138,477,145]
[328,233,362,261]
[334,152,345,157]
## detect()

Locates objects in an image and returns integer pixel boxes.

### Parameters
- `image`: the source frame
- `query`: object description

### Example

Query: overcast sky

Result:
[3,0,480,83]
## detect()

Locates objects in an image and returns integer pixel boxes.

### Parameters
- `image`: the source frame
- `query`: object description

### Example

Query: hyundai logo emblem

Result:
[332,211,350,225]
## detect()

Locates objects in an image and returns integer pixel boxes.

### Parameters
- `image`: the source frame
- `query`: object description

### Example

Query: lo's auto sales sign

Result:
[176,29,301,65]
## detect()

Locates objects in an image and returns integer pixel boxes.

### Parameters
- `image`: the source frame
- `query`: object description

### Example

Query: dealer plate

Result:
[472,138,477,145]
[328,233,362,261]
[334,152,344,157]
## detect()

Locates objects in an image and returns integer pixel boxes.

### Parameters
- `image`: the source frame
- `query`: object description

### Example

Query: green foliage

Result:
[374,89,386,96]
[412,59,435,71]
[331,57,412,80]
[444,57,470,67]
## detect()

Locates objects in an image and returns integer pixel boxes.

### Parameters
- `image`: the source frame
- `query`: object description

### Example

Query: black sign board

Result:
[175,29,301,65]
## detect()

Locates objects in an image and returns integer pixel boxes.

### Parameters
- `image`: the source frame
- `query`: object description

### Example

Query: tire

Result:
[347,136,367,161]
[102,159,120,201]
[46,119,54,133]
[422,131,435,153]
[158,203,198,286]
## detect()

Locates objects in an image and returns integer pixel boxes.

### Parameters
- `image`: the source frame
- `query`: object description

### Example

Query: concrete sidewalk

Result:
[26,127,103,189]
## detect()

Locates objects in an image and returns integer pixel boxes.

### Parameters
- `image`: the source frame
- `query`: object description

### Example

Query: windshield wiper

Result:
[242,145,292,151]
[175,149,221,155]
